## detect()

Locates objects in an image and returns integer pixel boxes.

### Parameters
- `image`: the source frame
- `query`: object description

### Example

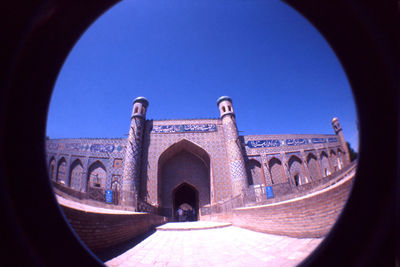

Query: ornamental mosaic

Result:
[247,139,281,148]
[46,142,124,153]
[151,124,217,134]
[90,144,114,153]
[328,137,338,143]
[311,138,327,144]
[286,138,309,146]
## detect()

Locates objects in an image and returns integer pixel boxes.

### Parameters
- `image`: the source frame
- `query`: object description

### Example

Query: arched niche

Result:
[268,157,285,184]
[87,161,107,190]
[320,151,331,177]
[69,159,84,191]
[307,153,321,181]
[246,159,263,186]
[49,157,56,181]
[157,139,210,219]
[56,157,68,185]
[288,155,305,186]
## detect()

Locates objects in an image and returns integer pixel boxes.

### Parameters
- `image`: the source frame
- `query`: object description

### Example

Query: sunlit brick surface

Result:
[105,224,322,267]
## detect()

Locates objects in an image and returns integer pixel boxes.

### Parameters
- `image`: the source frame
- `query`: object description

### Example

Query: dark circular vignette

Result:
[0,0,397,266]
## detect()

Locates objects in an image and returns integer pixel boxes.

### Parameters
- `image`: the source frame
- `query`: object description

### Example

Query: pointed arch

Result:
[87,161,107,189]
[172,182,199,221]
[69,159,84,191]
[246,159,263,185]
[56,157,68,185]
[158,139,210,169]
[157,139,210,218]
[330,150,338,172]
[268,157,285,184]
[307,153,320,180]
[320,151,331,177]
[288,155,305,186]
[49,157,56,181]
[337,148,344,170]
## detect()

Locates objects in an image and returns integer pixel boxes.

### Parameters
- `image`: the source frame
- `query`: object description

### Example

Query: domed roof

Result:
[216,96,232,106]
[332,117,339,123]
[134,96,149,107]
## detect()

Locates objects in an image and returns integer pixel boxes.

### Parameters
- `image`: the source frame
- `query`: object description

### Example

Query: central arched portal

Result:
[173,183,199,221]
[158,139,211,221]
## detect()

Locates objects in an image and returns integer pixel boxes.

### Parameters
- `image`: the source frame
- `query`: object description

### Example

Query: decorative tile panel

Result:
[311,138,327,144]
[247,139,281,148]
[286,138,309,146]
[151,124,217,133]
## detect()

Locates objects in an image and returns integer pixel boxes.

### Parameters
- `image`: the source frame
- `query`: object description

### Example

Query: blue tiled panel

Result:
[151,124,217,133]
[247,140,281,148]
[46,141,123,154]
[328,137,338,143]
[286,138,309,146]
[90,144,114,153]
[311,138,327,144]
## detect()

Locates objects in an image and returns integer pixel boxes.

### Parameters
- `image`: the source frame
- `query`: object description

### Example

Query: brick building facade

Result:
[47,96,351,221]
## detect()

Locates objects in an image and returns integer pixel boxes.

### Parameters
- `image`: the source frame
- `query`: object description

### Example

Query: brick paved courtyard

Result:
[105,222,323,267]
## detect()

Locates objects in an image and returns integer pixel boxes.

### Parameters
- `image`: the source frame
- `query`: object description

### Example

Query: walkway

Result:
[105,222,323,267]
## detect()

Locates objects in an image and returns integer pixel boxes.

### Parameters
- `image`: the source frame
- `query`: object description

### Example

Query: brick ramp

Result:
[57,195,167,251]
[205,165,356,238]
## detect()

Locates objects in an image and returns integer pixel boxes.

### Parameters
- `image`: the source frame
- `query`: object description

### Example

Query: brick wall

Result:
[202,167,355,238]
[60,205,167,251]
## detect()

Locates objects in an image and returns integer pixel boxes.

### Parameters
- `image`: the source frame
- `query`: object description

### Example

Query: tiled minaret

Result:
[332,117,351,166]
[121,97,148,209]
[217,96,248,197]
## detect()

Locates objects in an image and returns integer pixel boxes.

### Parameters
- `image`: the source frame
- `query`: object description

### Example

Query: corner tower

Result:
[121,97,149,209]
[217,96,248,197]
[332,117,351,166]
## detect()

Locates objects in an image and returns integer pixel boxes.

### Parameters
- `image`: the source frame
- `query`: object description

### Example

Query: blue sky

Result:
[46,0,359,151]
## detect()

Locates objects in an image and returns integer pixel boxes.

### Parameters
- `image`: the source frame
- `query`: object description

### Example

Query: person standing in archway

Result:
[177,208,183,222]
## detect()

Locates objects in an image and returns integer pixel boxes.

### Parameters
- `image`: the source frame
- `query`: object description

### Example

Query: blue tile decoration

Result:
[90,144,114,153]
[247,139,281,148]
[47,141,122,154]
[328,137,338,143]
[151,124,217,133]
[311,138,327,144]
[286,138,309,146]
[105,189,113,203]
[265,186,274,199]
[64,143,83,151]
[47,143,59,150]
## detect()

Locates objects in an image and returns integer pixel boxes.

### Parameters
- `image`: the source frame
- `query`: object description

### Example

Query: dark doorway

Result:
[172,183,198,222]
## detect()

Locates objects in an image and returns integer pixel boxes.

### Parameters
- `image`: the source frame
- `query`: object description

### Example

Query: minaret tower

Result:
[332,117,351,166]
[121,97,149,209]
[217,96,248,197]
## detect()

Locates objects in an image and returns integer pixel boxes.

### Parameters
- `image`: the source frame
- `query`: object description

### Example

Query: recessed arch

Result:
[158,139,210,219]
[69,159,84,191]
[307,153,320,180]
[330,150,338,172]
[320,151,331,177]
[49,157,56,181]
[87,160,107,190]
[288,155,305,186]
[246,159,263,186]
[172,182,199,222]
[56,157,68,185]
[268,157,285,184]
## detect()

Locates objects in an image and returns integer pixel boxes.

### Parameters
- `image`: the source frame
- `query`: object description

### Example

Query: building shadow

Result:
[93,228,156,262]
